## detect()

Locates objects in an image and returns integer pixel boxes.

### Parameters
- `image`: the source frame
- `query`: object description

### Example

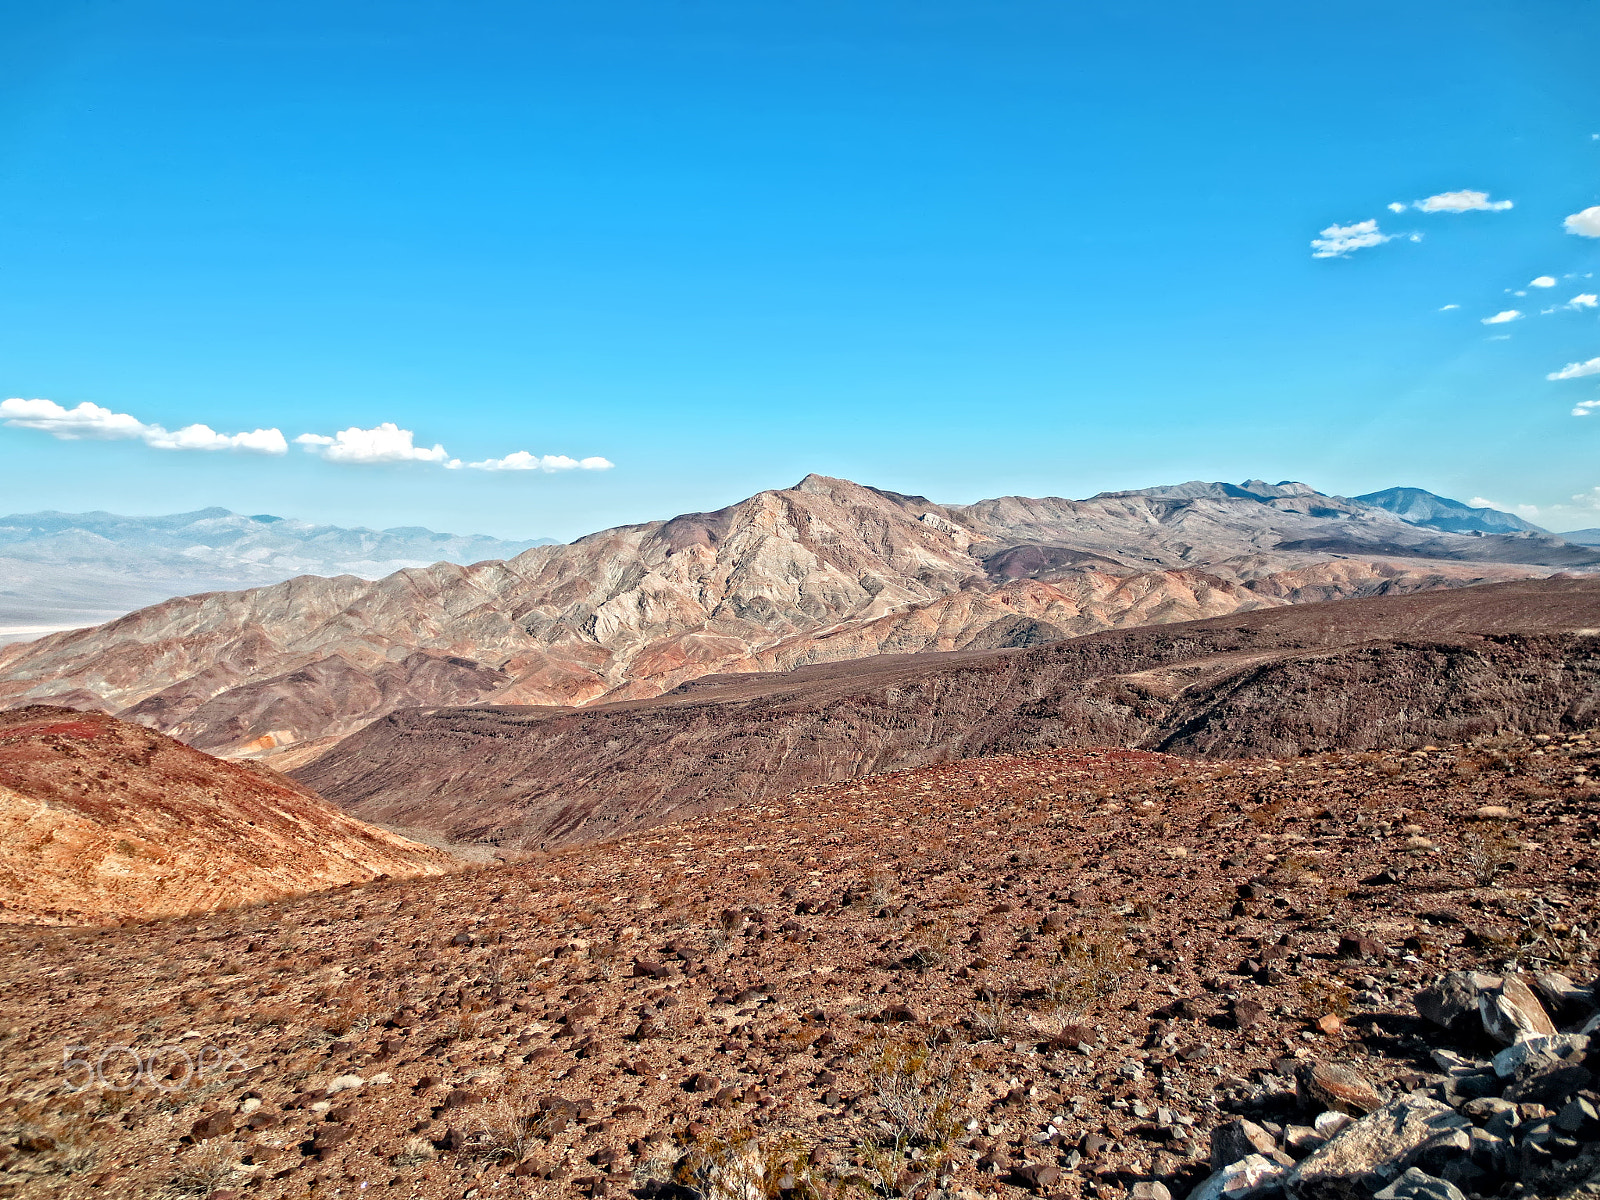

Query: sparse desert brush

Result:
[1461,824,1518,887]
[853,1036,967,1194]
[675,1126,824,1200]
[1297,975,1354,1019]
[393,1135,439,1166]
[164,1141,239,1197]
[1045,927,1133,1016]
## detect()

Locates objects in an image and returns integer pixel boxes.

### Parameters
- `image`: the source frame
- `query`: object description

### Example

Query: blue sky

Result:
[1,0,1598,539]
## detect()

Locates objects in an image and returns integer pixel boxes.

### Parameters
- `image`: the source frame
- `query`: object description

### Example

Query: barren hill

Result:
[295,578,1600,847]
[0,475,1590,762]
[0,706,454,924]
[5,731,1600,1200]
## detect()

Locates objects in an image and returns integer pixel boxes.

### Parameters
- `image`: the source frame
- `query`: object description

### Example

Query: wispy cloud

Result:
[1566,207,1600,238]
[1468,495,1542,518]
[465,451,614,472]
[1411,189,1514,213]
[1549,357,1600,381]
[1543,294,1599,315]
[1573,401,1600,418]
[1481,310,1522,325]
[0,397,287,454]
[1438,303,1460,311]
[1310,219,1417,259]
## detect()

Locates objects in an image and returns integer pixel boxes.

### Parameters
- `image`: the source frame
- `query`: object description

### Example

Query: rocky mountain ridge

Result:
[293,577,1600,847]
[0,475,1593,762]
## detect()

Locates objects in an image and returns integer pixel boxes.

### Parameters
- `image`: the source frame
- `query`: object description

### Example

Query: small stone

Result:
[326,1074,364,1093]
[1012,1163,1061,1192]
[1131,1183,1173,1200]
[1472,806,1512,821]
[1372,1167,1467,1200]
[1490,1034,1587,1080]
[1233,1000,1268,1030]
[1477,975,1557,1045]
[1297,1061,1386,1115]
[1312,1112,1352,1139]
[189,1112,233,1141]
[1337,935,1383,961]
[1281,1126,1325,1158]
[1314,1015,1343,1037]
[1211,1119,1278,1169]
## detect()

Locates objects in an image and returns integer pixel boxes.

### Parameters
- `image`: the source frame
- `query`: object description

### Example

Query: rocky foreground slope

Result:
[0,476,1585,761]
[2,731,1598,1200]
[296,578,1600,848]
[0,707,454,924]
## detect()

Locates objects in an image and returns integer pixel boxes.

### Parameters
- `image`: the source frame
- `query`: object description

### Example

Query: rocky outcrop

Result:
[0,476,1589,758]
[293,578,1600,846]
[0,706,454,924]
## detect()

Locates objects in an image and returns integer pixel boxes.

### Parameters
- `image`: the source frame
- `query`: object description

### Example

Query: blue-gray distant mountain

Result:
[1557,529,1600,546]
[0,508,553,637]
[1353,487,1547,536]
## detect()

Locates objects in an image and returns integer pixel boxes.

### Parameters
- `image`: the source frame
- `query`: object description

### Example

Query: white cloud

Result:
[1565,207,1600,238]
[145,424,288,453]
[1413,189,1513,213]
[1531,276,1558,288]
[1481,310,1523,324]
[1572,294,1600,309]
[466,451,615,472]
[1549,357,1600,381]
[0,397,286,453]
[1386,202,1407,214]
[1439,303,1460,311]
[1573,401,1600,417]
[1310,219,1405,258]
[294,423,453,465]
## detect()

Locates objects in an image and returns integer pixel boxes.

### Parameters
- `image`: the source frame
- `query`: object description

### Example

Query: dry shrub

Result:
[1461,825,1518,887]
[675,1128,824,1200]
[854,1037,967,1195]
[1046,928,1133,1016]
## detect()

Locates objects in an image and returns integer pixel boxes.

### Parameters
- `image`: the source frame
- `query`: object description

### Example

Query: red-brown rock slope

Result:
[0,707,455,925]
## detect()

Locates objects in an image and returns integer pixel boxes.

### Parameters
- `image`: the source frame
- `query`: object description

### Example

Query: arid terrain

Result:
[1,730,1597,1200]
[0,707,453,925]
[295,578,1600,847]
[0,477,1589,763]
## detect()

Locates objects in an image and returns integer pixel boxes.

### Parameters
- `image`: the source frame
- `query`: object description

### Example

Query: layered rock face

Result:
[0,476,1589,760]
[0,706,453,924]
[294,578,1600,847]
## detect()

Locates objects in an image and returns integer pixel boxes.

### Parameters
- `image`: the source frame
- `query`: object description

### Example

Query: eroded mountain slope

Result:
[0,476,1587,759]
[294,577,1600,847]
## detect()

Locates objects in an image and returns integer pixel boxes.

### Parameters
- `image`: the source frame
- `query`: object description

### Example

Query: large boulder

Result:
[1285,1098,1471,1200]
[1414,972,1501,1035]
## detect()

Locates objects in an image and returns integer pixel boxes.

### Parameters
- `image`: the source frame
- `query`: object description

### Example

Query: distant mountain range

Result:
[1,474,1594,765]
[1351,486,1547,535]
[0,508,553,639]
